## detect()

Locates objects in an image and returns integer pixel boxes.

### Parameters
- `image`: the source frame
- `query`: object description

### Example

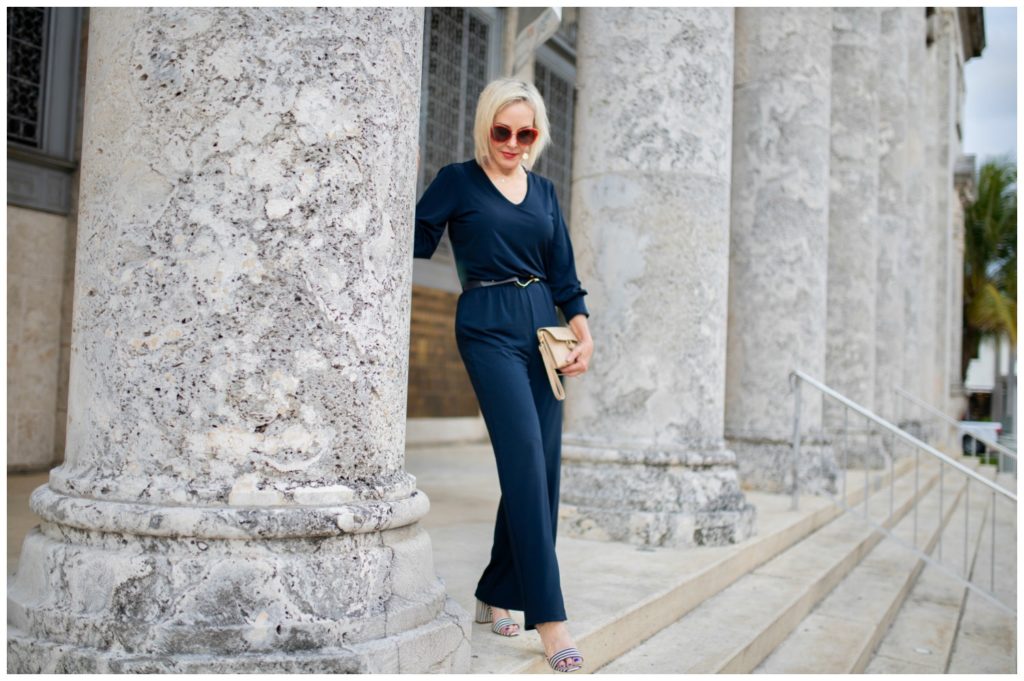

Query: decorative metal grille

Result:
[7,7,48,148]
[533,60,575,225]
[424,8,465,184]
[422,8,492,182]
[463,14,488,152]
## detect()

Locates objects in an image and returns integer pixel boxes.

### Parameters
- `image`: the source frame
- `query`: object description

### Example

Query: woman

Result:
[413,78,594,673]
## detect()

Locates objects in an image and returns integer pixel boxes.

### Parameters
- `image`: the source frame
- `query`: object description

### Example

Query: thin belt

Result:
[463,273,544,292]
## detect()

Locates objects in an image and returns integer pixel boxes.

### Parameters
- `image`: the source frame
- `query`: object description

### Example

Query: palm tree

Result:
[961,156,1017,390]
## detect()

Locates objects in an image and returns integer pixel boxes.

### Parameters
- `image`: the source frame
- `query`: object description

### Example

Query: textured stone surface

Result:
[725,8,835,492]
[59,7,421,508]
[732,438,838,496]
[949,176,967,408]
[928,8,963,418]
[7,7,471,672]
[8,523,459,665]
[7,206,69,471]
[902,7,935,413]
[559,7,754,548]
[824,9,880,433]
[874,8,911,422]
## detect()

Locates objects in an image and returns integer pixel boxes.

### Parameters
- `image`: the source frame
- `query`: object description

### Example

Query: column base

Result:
[7,486,471,673]
[729,436,839,495]
[824,427,894,470]
[8,593,470,673]
[558,502,757,548]
[558,443,757,548]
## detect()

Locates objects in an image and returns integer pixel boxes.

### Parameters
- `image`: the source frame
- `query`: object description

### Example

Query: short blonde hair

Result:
[473,78,551,172]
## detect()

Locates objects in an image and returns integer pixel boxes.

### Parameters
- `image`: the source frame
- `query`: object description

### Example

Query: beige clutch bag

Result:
[536,325,580,401]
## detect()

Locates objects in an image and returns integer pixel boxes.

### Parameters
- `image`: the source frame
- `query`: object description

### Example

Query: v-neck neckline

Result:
[473,159,530,207]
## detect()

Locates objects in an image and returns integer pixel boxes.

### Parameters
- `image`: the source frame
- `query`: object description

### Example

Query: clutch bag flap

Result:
[536,325,579,371]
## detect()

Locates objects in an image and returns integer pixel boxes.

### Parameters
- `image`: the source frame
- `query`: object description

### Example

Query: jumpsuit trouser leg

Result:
[455,280,567,631]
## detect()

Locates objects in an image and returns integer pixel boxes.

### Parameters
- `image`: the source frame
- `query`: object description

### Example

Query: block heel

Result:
[474,598,520,637]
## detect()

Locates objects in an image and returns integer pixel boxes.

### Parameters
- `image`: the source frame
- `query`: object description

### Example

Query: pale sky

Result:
[962,6,1017,167]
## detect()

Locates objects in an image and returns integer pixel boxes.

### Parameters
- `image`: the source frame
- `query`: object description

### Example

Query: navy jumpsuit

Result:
[413,158,589,631]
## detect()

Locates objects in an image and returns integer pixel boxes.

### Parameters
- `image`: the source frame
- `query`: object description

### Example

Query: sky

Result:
[962,6,1017,168]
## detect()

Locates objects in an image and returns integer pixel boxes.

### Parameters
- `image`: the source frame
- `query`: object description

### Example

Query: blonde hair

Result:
[473,78,551,172]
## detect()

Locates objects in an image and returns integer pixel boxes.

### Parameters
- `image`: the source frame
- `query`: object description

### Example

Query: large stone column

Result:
[559,7,756,548]
[928,8,962,420]
[901,7,935,435]
[725,8,837,493]
[824,9,883,464]
[950,156,972,418]
[874,8,912,430]
[7,8,470,673]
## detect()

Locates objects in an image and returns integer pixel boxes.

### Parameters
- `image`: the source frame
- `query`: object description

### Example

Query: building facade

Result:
[7,7,984,672]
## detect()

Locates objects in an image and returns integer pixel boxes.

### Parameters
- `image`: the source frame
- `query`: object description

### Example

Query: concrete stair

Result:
[945,470,1017,673]
[860,463,1001,672]
[752,458,999,673]
[593,450,958,675]
[11,441,1012,673]
[412,444,919,674]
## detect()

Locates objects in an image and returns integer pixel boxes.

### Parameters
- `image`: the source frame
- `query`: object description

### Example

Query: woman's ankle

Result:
[535,620,570,638]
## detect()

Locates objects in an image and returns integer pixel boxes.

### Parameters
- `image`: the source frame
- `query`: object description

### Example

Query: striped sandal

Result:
[474,599,520,637]
[546,647,584,673]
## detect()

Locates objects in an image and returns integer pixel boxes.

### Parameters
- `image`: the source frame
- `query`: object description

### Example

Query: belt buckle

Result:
[514,275,539,288]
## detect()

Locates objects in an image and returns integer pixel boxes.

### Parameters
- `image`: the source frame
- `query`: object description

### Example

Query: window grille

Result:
[533,58,575,225]
[7,7,48,148]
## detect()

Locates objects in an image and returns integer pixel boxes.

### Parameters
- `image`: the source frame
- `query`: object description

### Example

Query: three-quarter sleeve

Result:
[414,164,459,259]
[544,180,590,320]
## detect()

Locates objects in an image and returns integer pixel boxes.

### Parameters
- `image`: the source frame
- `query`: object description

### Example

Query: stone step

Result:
[994,469,1017,495]
[453,454,918,674]
[752,457,983,673]
[946,468,1017,673]
[864,463,1000,673]
[593,455,953,674]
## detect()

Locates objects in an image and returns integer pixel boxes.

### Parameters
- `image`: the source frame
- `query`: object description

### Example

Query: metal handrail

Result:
[895,385,1017,462]
[791,371,1014,501]
[789,369,1016,616]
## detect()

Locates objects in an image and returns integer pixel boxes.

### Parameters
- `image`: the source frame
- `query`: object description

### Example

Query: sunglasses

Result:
[490,123,539,146]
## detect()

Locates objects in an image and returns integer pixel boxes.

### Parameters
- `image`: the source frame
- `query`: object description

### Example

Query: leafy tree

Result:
[961,156,1016,384]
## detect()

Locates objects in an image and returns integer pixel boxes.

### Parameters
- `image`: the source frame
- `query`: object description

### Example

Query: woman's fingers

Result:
[560,358,584,376]
[558,342,592,376]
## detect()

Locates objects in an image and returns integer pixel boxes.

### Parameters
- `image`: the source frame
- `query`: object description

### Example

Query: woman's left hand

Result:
[558,316,593,377]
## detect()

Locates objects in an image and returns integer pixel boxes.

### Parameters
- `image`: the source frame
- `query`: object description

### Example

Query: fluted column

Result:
[560,7,756,548]
[874,9,912,431]
[7,8,470,673]
[824,8,883,465]
[725,8,837,493]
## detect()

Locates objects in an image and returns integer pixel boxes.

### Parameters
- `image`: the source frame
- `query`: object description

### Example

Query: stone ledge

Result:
[29,483,431,538]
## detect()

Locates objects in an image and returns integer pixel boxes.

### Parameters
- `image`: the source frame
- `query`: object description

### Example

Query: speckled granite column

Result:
[7,8,471,673]
[874,8,911,431]
[900,7,935,438]
[724,8,837,494]
[824,9,886,467]
[558,7,756,548]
